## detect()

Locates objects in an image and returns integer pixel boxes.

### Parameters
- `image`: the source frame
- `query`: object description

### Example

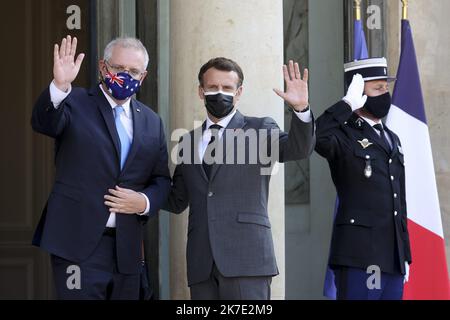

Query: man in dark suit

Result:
[315,58,412,300]
[31,36,170,299]
[164,57,315,299]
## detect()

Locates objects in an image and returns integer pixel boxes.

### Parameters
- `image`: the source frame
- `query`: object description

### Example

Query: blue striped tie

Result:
[114,106,131,169]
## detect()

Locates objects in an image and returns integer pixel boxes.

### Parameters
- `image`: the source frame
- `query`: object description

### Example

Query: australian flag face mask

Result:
[103,70,141,101]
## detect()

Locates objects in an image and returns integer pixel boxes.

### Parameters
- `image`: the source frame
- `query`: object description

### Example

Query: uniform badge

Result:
[358,139,373,149]
[364,163,372,178]
[363,154,373,178]
[355,118,364,127]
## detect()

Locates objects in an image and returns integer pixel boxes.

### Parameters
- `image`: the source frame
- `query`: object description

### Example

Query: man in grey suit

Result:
[165,57,315,299]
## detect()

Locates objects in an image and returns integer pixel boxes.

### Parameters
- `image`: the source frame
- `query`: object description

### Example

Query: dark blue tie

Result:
[374,124,391,151]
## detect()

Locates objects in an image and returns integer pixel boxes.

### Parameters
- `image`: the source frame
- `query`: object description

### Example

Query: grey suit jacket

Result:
[165,110,315,286]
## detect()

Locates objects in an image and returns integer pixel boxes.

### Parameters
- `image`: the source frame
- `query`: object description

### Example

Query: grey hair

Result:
[103,37,149,70]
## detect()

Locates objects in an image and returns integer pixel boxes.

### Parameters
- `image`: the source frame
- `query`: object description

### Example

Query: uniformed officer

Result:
[316,58,412,300]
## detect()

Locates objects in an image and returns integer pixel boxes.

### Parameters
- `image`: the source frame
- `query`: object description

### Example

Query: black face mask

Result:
[364,92,392,119]
[204,91,235,119]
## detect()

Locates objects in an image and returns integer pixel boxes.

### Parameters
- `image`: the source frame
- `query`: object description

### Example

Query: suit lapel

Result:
[208,111,246,182]
[121,100,143,173]
[89,85,121,165]
[384,125,399,158]
[191,123,209,183]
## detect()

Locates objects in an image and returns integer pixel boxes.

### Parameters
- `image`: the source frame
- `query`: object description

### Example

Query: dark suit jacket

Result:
[165,110,315,286]
[315,101,412,275]
[31,85,170,274]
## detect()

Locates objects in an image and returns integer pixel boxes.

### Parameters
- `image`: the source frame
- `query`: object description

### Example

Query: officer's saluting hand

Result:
[342,74,367,111]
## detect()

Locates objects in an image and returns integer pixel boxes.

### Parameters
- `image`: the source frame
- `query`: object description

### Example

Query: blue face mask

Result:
[104,70,141,100]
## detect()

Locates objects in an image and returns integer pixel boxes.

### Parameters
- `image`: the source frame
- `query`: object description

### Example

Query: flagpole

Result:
[401,0,409,20]
[354,0,362,21]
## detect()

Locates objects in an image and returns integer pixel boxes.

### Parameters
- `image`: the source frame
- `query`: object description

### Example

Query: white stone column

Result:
[169,0,286,299]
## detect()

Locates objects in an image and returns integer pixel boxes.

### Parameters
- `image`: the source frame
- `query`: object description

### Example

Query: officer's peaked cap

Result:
[344,57,396,86]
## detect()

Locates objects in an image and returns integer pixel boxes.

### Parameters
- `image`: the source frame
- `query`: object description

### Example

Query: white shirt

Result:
[199,107,313,160]
[49,81,150,228]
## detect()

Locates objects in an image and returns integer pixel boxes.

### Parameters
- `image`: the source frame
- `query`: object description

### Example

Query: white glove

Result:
[342,74,367,111]
[404,262,410,284]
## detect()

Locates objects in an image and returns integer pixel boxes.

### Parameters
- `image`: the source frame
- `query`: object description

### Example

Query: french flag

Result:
[386,19,450,300]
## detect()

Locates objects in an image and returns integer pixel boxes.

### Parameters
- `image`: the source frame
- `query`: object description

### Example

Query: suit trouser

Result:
[334,267,403,300]
[50,231,140,300]
[190,263,272,300]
